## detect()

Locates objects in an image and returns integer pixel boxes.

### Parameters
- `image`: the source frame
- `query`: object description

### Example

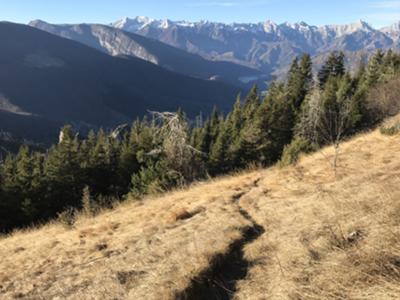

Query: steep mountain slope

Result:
[1,118,400,299]
[0,22,240,144]
[112,17,397,78]
[29,20,265,88]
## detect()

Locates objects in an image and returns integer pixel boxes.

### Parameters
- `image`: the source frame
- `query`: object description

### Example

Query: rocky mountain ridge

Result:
[111,17,400,77]
[29,20,264,88]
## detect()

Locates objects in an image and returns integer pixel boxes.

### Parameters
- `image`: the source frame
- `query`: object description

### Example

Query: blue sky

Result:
[1,0,400,28]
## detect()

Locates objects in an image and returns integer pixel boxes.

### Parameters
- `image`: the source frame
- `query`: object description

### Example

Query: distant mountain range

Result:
[29,17,400,83]
[4,17,400,150]
[0,22,241,148]
[110,17,400,78]
[29,20,265,88]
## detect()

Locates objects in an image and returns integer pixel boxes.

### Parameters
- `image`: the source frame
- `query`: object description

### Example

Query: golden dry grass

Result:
[235,128,400,299]
[0,172,259,299]
[1,122,400,299]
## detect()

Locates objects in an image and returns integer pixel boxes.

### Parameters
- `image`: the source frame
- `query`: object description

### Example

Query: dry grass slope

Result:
[1,118,400,299]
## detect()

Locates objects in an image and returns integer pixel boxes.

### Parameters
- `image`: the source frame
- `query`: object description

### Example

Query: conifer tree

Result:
[30,152,45,217]
[208,121,231,175]
[15,146,33,192]
[105,133,121,195]
[1,154,16,193]
[44,125,82,214]
[117,122,140,194]
[209,107,221,143]
[0,155,20,229]
[287,54,313,111]
[226,95,244,167]
[300,54,313,85]
[229,94,243,136]
[189,126,202,150]
[242,85,260,122]
[85,130,114,197]
[235,120,262,167]
[285,55,314,139]
[318,51,345,89]
[365,49,384,86]
[256,83,294,164]
[15,146,36,219]
[198,119,213,155]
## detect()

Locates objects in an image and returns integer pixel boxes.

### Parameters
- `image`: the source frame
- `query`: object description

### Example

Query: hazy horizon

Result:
[1,0,400,28]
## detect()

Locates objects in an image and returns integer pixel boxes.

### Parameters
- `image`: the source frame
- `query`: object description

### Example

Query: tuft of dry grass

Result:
[1,122,400,299]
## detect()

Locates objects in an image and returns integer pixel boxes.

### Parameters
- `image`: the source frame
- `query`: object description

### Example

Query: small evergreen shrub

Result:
[130,160,183,199]
[130,164,165,198]
[380,123,400,136]
[57,207,76,229]
[280,137,314,167]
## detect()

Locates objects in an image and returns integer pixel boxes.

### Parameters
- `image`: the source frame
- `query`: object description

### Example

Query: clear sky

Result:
[1,0,400,28]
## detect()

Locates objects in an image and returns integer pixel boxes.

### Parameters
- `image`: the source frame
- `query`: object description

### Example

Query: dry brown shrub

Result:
[367,77,400,121]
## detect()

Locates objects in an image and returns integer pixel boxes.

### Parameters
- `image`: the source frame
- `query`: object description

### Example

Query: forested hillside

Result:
[1,50,400,232]
[1,111,399,299]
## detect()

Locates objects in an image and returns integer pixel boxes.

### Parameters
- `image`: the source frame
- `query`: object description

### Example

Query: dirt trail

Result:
[177,179,265,300]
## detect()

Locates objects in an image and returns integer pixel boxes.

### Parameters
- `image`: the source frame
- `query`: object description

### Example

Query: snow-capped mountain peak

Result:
[160,19,172,29]
[112,16,383,39]
[135,16,154,24]
[112,16,156,31]
[262,20,278,32]
[320,20,374,38]
[381,21,400,40]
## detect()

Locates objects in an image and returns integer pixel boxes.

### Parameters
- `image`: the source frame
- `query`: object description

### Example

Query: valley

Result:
[0,22,241,148]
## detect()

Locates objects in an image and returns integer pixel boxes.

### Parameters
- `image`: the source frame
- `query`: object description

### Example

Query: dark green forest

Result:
[1,50,399,232]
